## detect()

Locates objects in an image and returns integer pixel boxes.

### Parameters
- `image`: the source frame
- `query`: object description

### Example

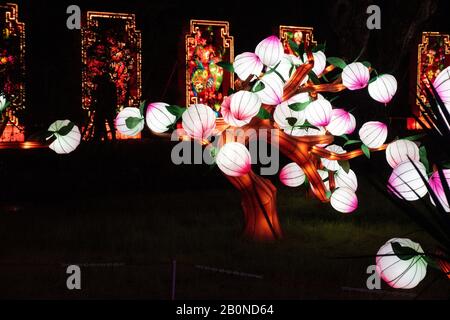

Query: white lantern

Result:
[222,91,261,127]
[48,120,81,154]
[145,102,176,133]
[305,99,332,126]
[216,142,252,177]
[233,52,264,81]
[335,168,358,192]
[279,163,305,187]
[182,104,216,140]
[388,161,428,201]
[303,51,326,76]
[342,62,370,90]
[289,126,326,137]
[376,238,427,289]
[385,139,420,169]
[330,187,358,213]
[368,74,397,104]
[344,113,356,134]
[429,169,450,212]
[433,66,450,105]
[321,144,346,171]
[255,35,284,67]
[270,54,296,82]
[115,107,144,137]
[255,72,284,106]
[326,109,355,136]
[274,101,306,131]
[359,121,388,148]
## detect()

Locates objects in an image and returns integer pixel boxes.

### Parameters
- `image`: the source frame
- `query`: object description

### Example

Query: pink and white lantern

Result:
[255,72,284,106]
[305,99,332,126]
[145,102,176,133]
[342,62,370,91]
[216,142,252,177]
[182,104,216,140]
[222,91,261,127]
[330,187,358,213]
[303,51,326,76]
[279,163,306,187]
[335,168,358,192]
[233,52,264,81]
[359,121,388,148]
[433,66,450,105]
[326,109,356,136]
[115,107,144,137]
[255,35,284,67]
[429,169,450,212]
[321,144,346,171]
[385,139,420,169]
[274,101,306,131]
[368,74,397,104]
[388,161,428,201]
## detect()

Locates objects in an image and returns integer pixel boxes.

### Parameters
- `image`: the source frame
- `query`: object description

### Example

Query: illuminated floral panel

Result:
[0,3,25,142]
[279,25,317,55]
[81,11,142,140]
[411,32,450,129]
[185,20,234,115]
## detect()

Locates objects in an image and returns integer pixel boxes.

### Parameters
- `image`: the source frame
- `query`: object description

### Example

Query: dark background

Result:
[11,0,450,133]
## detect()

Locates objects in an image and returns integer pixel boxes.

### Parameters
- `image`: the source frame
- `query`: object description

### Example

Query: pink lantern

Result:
[429,169,450,212]
[342,62,370,91]
[359,121,388,148]
[182,104,216,140]
[326,109,355,136]
[330,187,358,213]
[216,142,252,177]
[335,168,358,192]
[388,161,428,201]
[303,51,326,76]
[385,139,420,169]
[255,72,284,106]
[305,99,332,126]
[233,52,264,81]
[222,91,261,127]
[368,74,397,104]
[146,102,176,133]
[255,35,284,67]
[279,163,305,187]
[433,66,450,105]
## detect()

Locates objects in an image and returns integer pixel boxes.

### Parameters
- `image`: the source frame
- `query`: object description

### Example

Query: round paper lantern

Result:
[376,238,427,289]
[429,169,450,212]
[233,52,264,81]
[286,54,303,67]
[229,91,261,125]
[145,102,176,133]
[388,161,428,201]
[216,142,252,177]
[305,99,332,126]
[274,101,306,130]
[330,187,358,213]
[433,66,450,105]
[342,62,370,91]
[368,74,397,104]
[115,107,144,137]
[385,139,420,169]
[48,120,81,154]
[303,51,326,76]
[321,144,346,171]
[269,55,296,82]
[359,121,387,148]
[255,35,284,67]
[326,109,355,136]
[182,104,216,140]
[255,72,284,105]
[335,168,358,192]
[344,113,356,134]
[279,163,305,187]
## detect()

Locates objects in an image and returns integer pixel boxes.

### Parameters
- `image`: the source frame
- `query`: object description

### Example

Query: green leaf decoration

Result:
[361,61,371,68]
[139,100,147,117]
[340,134,349,141]
[257,107,270,120]
[338,160,351,174]
[216,61,234,73]
[419,146,430,173]
[227,88,235,95]
[288,101,310,112]
[391,242,421,261]
[308,71,321,85]
[294,121,320,131]
[403,133,427,141]
[344,139,361,147]
[252,81,265,93]
[325,191,332,199]
[313,42,326,53]
[326,57,347,69]
[166,105,187,118]
[56,122,75,136]
[361,144,371,159]
[286,117,298,126]
[125,117,143,130]
[288,39,300,55]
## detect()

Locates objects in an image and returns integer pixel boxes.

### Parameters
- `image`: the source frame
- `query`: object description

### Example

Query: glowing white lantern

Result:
[321,144,346,171]
[303,51,326,76]
[289,126,326,137]
[429,169,450,212]
[388,161,428,201]
[233,52,264,81]
[279,163,305,187]
[274,101,306,132]
[48,120,81,154]
[342,62,370,91]
[376,238,427,289]
[222,91,261,127]
[271,55,296,82]
[216,142,251,177]
[335,168,358,192]
[255,35,284,67]
[345,113,357,134]
[385,139,420,169]
[182,104,216,140]
[287,54,303,67]
[145,102,176,133]
[433,66,450,105]
[115,107,144,137]
[326,109,355,136]
[330,187,358,213]
[359,121,387,148]
[305,99,332,126]
[255,72,284,105]
[368,74,397,104]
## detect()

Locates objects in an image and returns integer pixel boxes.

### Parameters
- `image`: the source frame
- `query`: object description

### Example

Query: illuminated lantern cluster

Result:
[388,161,428,201]
[216,142,252,177]
[428,169,450,212]
[376,238,427,289]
